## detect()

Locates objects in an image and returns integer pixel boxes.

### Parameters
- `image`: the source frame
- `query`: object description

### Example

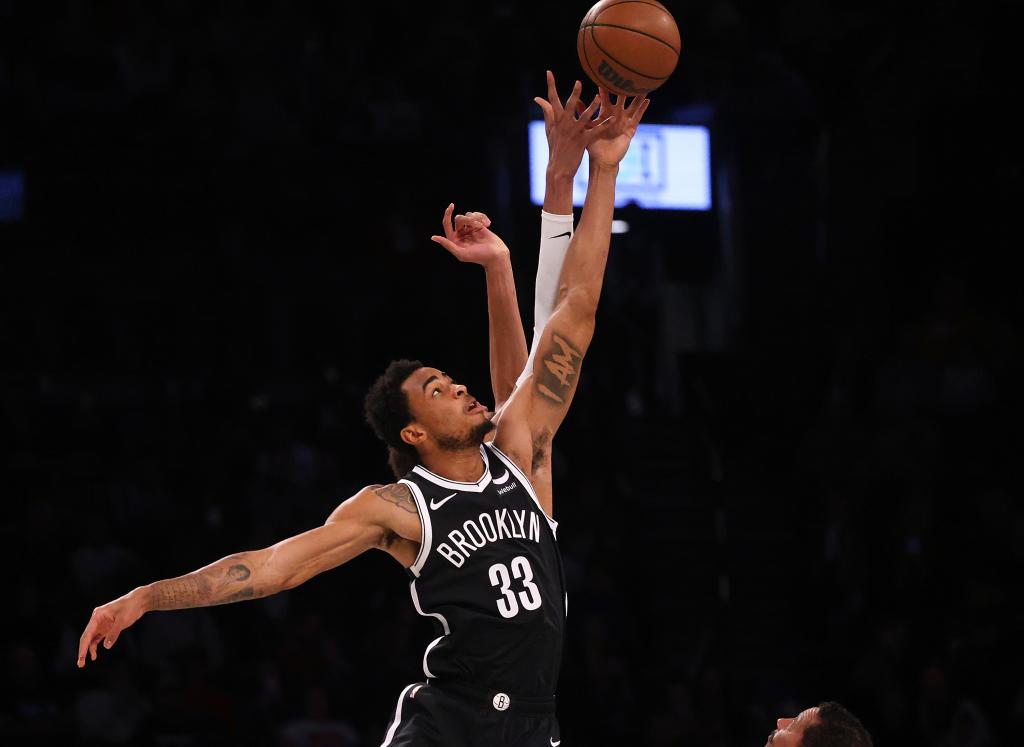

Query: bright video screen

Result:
[528,121,711,211]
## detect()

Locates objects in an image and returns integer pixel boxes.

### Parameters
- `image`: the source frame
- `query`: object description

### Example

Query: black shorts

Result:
[379,680,561,747]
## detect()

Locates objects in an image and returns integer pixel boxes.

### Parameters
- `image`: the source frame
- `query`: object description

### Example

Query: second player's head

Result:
[364,359,494,478]
[766,702,872,747]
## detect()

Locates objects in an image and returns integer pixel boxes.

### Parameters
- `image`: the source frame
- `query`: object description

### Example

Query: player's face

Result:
[402,367,491,448]
[764,707,820,747]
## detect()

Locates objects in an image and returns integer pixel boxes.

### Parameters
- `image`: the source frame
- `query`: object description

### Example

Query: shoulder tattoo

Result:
[535,331,583,405]
[372,483,418,514]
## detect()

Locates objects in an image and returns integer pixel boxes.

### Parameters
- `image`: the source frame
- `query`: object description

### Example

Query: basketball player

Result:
[767,702,873,746]
[77,77,649,746]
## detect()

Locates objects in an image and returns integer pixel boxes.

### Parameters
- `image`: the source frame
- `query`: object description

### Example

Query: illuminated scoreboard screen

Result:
[528,121,712,211]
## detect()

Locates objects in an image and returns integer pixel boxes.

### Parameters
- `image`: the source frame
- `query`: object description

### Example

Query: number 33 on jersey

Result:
[490,556,542,618]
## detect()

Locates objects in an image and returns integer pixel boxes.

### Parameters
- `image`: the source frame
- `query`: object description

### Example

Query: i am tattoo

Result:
[536,332,583,404]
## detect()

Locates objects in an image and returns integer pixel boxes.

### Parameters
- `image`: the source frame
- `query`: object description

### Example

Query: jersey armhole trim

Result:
[380,683,417,747]
[485,442,559,536]
[410,579,450,634]
[400,479,432,577]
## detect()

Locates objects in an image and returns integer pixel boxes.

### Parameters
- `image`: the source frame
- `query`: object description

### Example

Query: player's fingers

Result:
[104,629,120,649]
[626,92,648,117]
[89,639,99,662]
[442,202,457,239]
[454,212,485,225]
[565,80,583,116]
[580,93,601,122]
[78,642,94,668]
[430,235,462,257]
[546,70,563,114]
[78,615,101,665]
[632,98,651,125]
[534,97,555,130]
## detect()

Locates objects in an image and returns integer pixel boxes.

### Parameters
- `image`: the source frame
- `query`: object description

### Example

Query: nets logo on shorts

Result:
[492,692,510,711]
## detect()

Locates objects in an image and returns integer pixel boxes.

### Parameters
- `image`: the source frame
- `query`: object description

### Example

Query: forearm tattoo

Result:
[535,331,583,405]
[373,483,418,514]
[148,556,259,610]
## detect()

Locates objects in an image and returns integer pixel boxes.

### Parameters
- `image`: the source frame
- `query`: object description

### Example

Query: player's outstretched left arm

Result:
[77,484,416,668]
[431,203,528,410]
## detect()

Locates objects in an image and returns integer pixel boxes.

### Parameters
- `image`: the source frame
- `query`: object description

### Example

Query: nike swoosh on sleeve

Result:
[548,231,571,239]
[492,470,510,485]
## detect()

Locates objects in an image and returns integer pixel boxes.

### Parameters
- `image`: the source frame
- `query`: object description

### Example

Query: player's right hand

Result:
[534,70,602,178]
[430,203,510,269]
[77,590,146,668]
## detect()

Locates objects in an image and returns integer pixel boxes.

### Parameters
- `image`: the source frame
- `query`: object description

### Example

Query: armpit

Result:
[532,430,552,474]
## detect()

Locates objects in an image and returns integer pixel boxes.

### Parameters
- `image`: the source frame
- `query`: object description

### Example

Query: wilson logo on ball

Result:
[596,60,648,95]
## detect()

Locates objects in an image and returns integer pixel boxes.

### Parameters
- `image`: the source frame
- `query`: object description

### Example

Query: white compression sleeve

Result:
[514,210,574,390]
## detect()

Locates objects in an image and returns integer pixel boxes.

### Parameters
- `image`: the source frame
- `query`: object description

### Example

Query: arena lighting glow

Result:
[611,220,629,234]
[529,122,711,210]
[0,170,25,222]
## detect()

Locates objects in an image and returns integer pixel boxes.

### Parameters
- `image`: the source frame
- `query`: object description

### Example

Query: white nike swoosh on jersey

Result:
[492,469,510,485]
[429,492,458,510]
[550,739,561,746]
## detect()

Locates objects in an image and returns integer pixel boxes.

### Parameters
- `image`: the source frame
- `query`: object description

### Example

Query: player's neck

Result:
[419,447,486,483]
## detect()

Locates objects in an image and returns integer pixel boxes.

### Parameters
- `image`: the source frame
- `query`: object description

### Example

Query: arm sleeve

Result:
[515,210,574,390]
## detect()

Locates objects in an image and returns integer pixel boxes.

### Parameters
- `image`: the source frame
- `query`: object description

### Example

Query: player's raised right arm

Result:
[509,90,648,433]
[77,485,404,669]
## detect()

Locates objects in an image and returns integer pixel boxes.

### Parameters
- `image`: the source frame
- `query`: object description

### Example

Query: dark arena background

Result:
[2,1,1022,745]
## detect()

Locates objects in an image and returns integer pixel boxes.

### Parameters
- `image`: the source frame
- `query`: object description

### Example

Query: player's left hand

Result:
[431,203,510,269]
[77,591,146,668]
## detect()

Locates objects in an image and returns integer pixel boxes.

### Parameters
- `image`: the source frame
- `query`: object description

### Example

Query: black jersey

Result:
[399,441,566,698]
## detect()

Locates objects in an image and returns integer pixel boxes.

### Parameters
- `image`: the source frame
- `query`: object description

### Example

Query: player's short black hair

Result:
[801,702,872,747]
[364,359,424,479]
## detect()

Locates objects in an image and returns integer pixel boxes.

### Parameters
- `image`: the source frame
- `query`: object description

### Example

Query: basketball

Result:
[577,0,680,97]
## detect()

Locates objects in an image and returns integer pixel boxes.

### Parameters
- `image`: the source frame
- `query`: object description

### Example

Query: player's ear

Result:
[401,422,426,447]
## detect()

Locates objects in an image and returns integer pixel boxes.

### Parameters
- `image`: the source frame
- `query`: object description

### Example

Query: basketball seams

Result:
[578,26,603,91]
[588,0,672,13]
[592,0,676,27]
[586,22,680,55]
[588,23,670,82]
